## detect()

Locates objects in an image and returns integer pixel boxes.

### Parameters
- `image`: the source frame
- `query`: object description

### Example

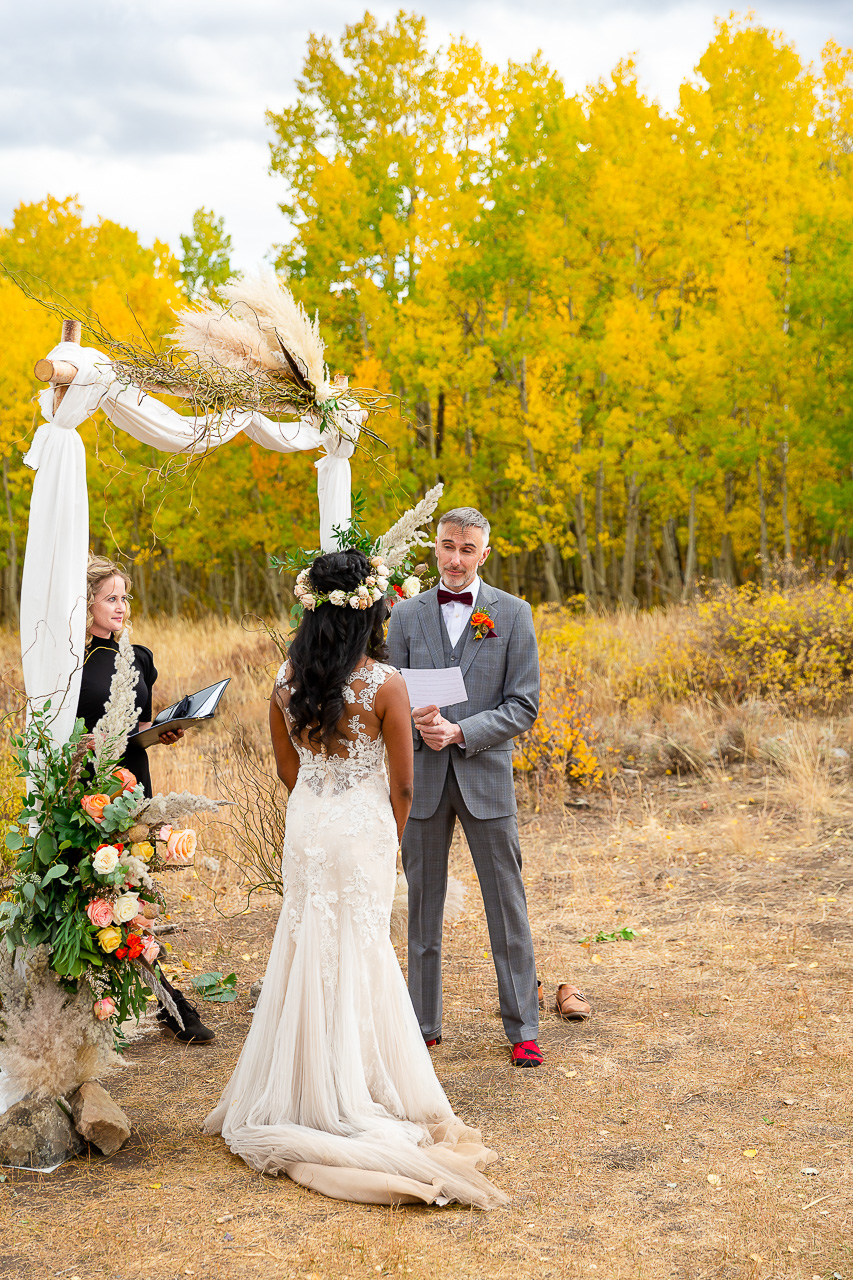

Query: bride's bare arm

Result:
[376,673,414,843]
[270,694,300,791]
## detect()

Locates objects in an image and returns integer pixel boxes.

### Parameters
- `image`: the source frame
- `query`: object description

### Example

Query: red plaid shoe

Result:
[425,1036,442,1048]
[511,1040,543,1068]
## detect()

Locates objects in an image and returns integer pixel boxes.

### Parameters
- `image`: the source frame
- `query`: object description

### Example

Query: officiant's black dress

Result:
[77,634,158,797]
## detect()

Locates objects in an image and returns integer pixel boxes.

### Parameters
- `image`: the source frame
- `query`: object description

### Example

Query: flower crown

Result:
[293,556,391,611]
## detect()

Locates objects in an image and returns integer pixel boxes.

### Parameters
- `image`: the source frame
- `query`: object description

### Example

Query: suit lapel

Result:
[416,587,445,668]
[460,581,499,678]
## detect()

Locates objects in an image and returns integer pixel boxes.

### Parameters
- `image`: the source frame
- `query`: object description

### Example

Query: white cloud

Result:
[2,2,850,272]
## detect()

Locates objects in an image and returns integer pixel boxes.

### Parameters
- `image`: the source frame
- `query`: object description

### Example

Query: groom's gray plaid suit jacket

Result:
[385,581,539,820]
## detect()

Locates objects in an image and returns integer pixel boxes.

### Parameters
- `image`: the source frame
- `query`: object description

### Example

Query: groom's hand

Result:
[413,705,464,751]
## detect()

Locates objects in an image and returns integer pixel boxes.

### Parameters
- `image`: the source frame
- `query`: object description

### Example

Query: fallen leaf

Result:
[216,1214,234,1223]
[591,954,602,964]
[749,1255,762,1263]
[801,1167,819,1176]
[743,1149,758,1158]
[149,1183,162,1189]
[707,1173,721,1186]
[783,1098,797,1105]
[664,1124,673,1131]
[558,1068,577,1079]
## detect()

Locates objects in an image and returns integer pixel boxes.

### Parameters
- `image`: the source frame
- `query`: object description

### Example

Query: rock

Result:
[831,746,849,760]
[69,1081,131,1156]
[201,856,220,873]
[249,978,264,1002]
[0,1095,85,1171]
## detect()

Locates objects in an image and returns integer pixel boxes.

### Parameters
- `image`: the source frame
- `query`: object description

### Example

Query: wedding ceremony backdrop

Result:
[4,11,853,618]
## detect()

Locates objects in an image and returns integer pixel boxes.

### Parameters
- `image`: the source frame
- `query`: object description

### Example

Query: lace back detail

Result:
[276,660,397,796]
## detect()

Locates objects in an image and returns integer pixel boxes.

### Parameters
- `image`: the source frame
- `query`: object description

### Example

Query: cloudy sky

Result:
[3,2,851,272]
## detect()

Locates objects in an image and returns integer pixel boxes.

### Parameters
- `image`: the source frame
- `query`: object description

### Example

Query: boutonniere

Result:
[470,606,497,640]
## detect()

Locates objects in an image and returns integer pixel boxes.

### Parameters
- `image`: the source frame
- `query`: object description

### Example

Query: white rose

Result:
[349,596,360,609]
[372,587,382,603]
[93,845,120,875]
[360,596,371,609]
[296,569,310,584]
[376,577,388,591]
[329,590,347,606]
[357,585,369,598]
[365,575,376,586]
[112,893,140,924]
[402,577,421,598]
[369,555,383,568]
[301,594,316,610]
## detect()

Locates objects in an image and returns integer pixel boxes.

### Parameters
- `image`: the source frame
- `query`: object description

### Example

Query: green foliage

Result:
[190,971,238,1002]
[179,207,234,302]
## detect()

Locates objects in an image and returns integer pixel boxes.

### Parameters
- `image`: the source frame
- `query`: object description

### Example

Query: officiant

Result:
[78,555,184,797]
[74,554,213,1045]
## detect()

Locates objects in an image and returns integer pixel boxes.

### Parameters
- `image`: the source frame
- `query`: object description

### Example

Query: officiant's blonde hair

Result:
[86,555,132,637]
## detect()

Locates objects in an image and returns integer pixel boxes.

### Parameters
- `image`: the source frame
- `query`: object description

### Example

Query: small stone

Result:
[0,1095,85,1171]
[249,978,264,1002]
[202,856,220,874]
[69,1081,131,1156]
[831,747,848,760]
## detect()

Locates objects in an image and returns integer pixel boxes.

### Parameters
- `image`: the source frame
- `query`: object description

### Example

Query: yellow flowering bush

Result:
[614,582,853,711]
[516,608,604,789]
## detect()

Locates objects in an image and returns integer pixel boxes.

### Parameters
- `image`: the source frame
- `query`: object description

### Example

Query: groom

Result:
[386,507,543,1067]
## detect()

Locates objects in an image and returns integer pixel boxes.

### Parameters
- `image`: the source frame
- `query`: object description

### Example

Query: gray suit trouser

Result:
[402,757,539,1044]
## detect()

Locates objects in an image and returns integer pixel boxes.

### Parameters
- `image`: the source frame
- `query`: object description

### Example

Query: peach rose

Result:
[157,825,173,843]
[81,793,111,823]
[129,914,152,932]
[141,936,160,964]
[85,898,114,928]
[93,996,116,1020]
[166,828,197,864]
[111,767,137,793]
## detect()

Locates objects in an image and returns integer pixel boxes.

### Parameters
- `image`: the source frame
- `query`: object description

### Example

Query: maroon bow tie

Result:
[437,589,473,606]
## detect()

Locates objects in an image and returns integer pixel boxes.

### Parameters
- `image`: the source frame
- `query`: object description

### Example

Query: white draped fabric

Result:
[22,341,363,745]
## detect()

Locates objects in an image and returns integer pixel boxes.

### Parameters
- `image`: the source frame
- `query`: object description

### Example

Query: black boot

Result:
[155,974,215,1044]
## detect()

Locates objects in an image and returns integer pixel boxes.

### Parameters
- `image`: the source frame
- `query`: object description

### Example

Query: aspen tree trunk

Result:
[682,485,697,602]
[2,457,18,626]
[520,357,562,603]
[643,515,653,607]
[167,551,180,617]
[780,437,793,582]
[594,459,607,604]
[506,553,520,598]
[619,473,640,608]
[720,471,737,585]
[232,549,244,619]
[573,488,598,608]
[661,518,683,601]
[755,460,769,586]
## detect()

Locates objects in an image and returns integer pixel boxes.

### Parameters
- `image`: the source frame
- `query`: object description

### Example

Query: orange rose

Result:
[471,612,494,628]
[81,793,111,823]
[166,828,197,864]
[111,767,137,794]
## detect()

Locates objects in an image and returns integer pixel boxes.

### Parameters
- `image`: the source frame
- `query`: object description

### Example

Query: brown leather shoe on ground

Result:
[555,984,591,1021]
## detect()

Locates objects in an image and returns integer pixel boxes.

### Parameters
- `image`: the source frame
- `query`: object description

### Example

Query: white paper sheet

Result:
[400,667,468,709]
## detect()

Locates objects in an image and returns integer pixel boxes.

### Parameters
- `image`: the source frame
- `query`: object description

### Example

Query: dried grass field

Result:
[0,611,851,1280]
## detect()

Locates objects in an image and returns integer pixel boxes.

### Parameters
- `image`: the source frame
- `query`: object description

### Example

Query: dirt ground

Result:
[1,763,850,1280]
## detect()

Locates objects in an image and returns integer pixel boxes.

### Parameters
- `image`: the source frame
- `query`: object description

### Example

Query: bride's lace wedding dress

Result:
[204,659,507,1208]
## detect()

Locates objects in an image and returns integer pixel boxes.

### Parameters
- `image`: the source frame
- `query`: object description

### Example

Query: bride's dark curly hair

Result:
[287,548,389,748]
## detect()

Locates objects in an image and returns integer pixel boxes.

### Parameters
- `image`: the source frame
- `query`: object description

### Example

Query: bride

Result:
[204,548,507,1208]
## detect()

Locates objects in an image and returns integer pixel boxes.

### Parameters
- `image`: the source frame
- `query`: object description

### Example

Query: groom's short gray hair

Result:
[437,507,491,543]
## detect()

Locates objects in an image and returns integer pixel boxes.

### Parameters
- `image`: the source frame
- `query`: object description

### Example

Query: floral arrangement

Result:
[274,483,443,622]
[0,629,219,1032]
[470,606,497,640]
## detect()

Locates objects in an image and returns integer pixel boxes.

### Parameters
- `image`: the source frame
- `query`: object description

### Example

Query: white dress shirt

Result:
[440,575,481,648]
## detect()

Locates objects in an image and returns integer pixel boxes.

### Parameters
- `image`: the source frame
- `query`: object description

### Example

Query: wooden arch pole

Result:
[34,319,81,411]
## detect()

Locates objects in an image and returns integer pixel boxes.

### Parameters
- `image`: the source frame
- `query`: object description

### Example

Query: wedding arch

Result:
[25,316,363,746]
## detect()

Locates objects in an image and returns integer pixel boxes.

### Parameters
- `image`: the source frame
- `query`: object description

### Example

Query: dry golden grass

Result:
[1,614,851,1280]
